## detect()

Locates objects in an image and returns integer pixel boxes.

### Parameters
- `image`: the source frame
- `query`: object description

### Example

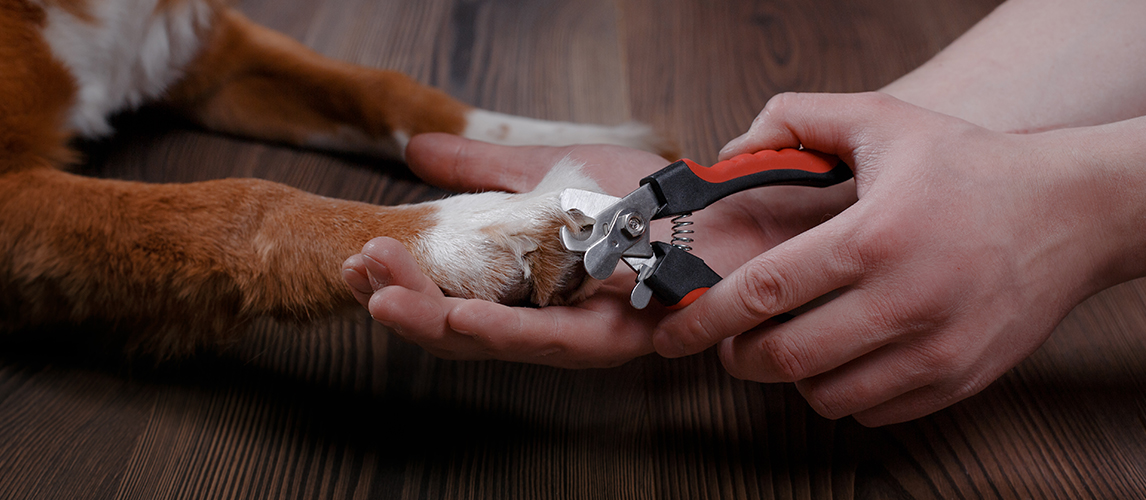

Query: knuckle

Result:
[910,338,965,376]
[849,218,902,267]
[857,291,912,336]
[761,92,800,120]
[940,370,992,405]
[799,381,855,421]
[755,94,793,131]
[808,398,847,421]
[737,261,789,318]
[854,281,949,343]
[759,335,809,382]
[831,232,867,277]
[673,313,720,354]
[855,91,897,111]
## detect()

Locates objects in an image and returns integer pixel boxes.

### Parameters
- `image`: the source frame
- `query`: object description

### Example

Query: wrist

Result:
[1028,118,1146,298]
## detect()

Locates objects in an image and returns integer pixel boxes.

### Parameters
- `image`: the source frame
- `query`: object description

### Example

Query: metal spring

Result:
[670,213,695,251]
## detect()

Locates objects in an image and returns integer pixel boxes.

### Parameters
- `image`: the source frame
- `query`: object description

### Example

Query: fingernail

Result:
[342,267,372,294]
[719,133,749,158]
[657,329,693,359]
[651,328,677,357]
[362,255,390,290]
[448,306,477,337]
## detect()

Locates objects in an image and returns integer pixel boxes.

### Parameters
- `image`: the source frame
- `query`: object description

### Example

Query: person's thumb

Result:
[406,133,570,193]
[718,92,900,165]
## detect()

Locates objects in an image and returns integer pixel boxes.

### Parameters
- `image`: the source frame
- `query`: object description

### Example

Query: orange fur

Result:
[0,166,436,357]
[0,0,483,357]
[0,0,77,172]
[163,10,470,155]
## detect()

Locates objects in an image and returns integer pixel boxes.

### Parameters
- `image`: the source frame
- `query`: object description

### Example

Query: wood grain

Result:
[3,0,1145,498]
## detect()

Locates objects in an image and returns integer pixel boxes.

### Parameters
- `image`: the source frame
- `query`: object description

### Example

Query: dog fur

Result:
[0,0,674,357]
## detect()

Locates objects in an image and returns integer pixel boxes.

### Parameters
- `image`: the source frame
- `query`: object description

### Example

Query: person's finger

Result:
[652,217,865,358]
[445,288,659,368]
[785,328,1003,425]
[718,92,904,163]
[341,254,374,307]
[789,343,935,421]
[713,289,914,383]
[847,380,990,427]
[406,133,567,193]
[358,237,442,297]
[356,237,493,358]
[715,295,884,383]
[367,285,489,359]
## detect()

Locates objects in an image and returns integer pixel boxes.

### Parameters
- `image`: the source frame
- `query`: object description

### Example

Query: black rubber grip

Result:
[643,242,721,308]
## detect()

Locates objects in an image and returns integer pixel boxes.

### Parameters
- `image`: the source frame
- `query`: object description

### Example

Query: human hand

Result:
[342,133,856,367]
[653,92,1141,425]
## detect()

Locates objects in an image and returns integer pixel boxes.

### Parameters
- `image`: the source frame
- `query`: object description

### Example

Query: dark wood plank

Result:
[620,0,1003,162]
[2,0,1145,499]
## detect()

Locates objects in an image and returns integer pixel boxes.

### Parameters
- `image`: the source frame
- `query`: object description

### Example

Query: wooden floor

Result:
[3,0,1146,498]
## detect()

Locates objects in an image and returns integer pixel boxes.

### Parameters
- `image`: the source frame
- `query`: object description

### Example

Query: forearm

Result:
[881,0,1146,133]
[1045,115,1146,291]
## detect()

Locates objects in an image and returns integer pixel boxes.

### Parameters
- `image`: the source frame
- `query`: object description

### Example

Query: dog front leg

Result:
[0,168,431,356]
[0,164,596,357]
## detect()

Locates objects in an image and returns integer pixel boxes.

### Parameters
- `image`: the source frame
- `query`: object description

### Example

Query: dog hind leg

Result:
[161,9,677,159]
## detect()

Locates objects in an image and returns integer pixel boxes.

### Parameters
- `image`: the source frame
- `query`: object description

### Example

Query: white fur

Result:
[35,0,214,137]
[464,109,670,153]
[413,157,600,301]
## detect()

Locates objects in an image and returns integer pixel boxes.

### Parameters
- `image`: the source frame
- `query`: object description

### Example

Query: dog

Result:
[0,0,674,357]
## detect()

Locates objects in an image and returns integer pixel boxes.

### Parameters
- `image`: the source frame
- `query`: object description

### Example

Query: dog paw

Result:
[407,158,602,305]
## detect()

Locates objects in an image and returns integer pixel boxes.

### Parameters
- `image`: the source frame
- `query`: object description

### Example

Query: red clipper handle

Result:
[683,149,837,183]
[640,149,852,218]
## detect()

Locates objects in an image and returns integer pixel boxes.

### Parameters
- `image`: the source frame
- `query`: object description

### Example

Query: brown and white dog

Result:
[0,0,673,357]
